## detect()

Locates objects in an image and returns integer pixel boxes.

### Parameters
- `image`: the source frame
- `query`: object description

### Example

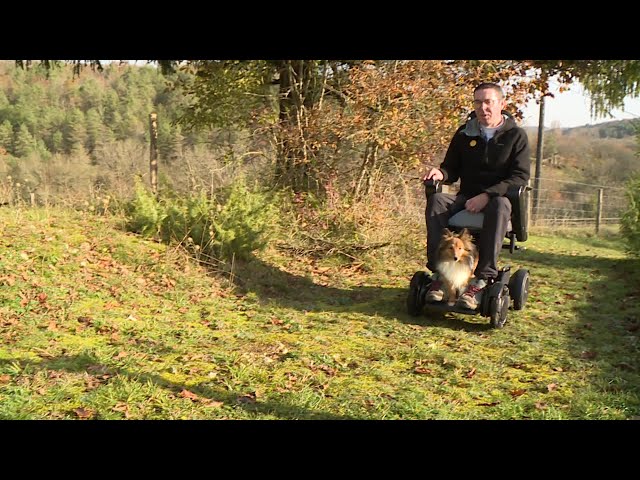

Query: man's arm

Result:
[430,129,462,184]
[483,130,530,198]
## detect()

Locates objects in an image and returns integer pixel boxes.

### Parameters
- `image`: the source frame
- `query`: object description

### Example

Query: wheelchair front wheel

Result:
[407,271,430,316]
[489,285,510,329]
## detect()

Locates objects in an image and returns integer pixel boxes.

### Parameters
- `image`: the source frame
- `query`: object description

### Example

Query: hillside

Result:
[524,118,639,138]
[1,207,638,419]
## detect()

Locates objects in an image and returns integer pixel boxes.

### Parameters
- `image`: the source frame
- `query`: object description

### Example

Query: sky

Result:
[520,82,640,129]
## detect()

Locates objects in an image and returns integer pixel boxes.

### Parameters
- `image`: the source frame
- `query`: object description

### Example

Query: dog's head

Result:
[439,228,469,262]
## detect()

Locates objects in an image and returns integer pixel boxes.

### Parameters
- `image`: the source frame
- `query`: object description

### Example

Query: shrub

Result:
[211,180,279,260]
[125,177,166,237]
[620,172,640,256]
[125,177,277,262]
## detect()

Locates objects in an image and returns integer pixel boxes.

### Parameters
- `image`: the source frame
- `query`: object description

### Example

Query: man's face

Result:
[473,88,506,128]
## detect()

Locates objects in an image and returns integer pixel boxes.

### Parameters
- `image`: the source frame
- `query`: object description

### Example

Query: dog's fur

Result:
[435,228,479,305]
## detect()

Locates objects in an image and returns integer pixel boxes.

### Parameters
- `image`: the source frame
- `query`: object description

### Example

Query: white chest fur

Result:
[437,260,472,291]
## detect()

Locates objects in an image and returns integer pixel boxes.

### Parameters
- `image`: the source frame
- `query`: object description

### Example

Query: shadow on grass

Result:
[0,354,355,420]
[518,246,640,415]
[230,256,408,316]
[226,256,500,332]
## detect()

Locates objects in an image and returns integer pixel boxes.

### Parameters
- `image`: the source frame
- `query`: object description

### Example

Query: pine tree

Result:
[64,108,87,156]
[14,124,35,157]
[0,120,14,154]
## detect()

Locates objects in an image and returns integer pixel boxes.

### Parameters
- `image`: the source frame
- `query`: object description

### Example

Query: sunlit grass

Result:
[0,207,638,419]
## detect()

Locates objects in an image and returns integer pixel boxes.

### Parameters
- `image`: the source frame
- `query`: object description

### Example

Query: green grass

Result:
[0,207,638,419]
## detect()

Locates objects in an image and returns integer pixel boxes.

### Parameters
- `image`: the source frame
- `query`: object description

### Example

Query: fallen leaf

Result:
[73,407,94,419]
[510,389,526,398]
[179,389,201,401]
[237,392,257,404]
[113,402,131,419]
[547,383,557,392]
[466,368,477,378]
[580,350,597,360]
[414,367,432,374]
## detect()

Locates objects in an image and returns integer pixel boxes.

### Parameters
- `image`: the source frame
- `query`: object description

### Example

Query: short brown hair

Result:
[473,82,504,99]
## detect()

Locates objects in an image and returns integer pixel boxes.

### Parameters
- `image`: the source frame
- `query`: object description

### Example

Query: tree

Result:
[14,124,35,157]
[63,108,87,156]
[0,120,14,154]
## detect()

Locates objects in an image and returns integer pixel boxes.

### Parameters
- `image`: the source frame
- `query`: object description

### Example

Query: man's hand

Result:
[423,168,444,182]
[465,193,490,213]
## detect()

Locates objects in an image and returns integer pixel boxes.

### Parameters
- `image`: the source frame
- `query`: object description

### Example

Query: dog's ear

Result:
[460,228,474,243]
[442,228,452,237]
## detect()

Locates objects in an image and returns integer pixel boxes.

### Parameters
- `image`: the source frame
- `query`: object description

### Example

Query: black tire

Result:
[508,269,530,310]
[407,271,428,316]
[490,286,510,329]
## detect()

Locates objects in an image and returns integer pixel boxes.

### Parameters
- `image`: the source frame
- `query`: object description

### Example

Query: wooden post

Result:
[596,188,603,235]
[149,112,158,196]
[532,95,545,226]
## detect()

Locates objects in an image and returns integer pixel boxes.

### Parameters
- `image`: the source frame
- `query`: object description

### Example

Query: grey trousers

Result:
[425,193,512,280]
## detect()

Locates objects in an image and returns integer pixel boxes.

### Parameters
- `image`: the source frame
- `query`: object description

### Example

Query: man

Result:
[423,82,530,309]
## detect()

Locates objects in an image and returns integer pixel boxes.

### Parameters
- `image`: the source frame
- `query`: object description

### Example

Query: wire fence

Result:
[530,177,627,231]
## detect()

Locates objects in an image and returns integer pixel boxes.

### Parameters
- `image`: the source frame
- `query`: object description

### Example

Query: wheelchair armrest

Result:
[505,184,531,242]
[423,179,442,200]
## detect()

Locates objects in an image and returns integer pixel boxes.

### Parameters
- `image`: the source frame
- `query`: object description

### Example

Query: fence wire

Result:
[530,177,627,228]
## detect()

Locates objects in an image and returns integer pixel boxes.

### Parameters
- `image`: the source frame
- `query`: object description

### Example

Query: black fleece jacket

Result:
[439,111,531,198]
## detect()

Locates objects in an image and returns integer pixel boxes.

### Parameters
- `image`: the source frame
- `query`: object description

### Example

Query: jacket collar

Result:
[461,110,515,137]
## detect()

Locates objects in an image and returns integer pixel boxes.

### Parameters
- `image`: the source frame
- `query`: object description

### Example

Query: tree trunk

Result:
[274,60,320,193]
[149,112,158,196]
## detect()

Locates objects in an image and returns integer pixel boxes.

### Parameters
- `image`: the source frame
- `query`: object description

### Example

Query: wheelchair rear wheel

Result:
[508,268,530,310]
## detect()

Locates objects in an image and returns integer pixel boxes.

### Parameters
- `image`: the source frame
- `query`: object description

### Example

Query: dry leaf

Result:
[414,367,432,374]
[74,407,94,419]
[179,389,201,401]
[237,392,257,404]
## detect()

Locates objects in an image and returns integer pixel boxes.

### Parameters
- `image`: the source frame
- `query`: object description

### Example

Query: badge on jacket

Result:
[470,140,477,147]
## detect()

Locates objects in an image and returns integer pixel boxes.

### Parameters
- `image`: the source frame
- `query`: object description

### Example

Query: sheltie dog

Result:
[436,228,479,305]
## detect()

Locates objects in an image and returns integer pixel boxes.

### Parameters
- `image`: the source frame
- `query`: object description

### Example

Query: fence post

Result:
[596,188,603,235]
[149,112,158,196]
[532,94,546,226]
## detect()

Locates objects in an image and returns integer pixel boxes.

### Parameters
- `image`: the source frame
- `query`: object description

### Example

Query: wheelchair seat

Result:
[424,179,531,253]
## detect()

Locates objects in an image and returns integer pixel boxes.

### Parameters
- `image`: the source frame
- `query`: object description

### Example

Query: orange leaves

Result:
[73,407,95,419]
[180,389,224,408]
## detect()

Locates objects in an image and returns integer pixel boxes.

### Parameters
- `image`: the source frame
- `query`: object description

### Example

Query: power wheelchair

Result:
[407,179,531,328]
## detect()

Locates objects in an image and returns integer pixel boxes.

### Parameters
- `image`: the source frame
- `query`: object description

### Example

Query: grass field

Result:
[0,207,638,419]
